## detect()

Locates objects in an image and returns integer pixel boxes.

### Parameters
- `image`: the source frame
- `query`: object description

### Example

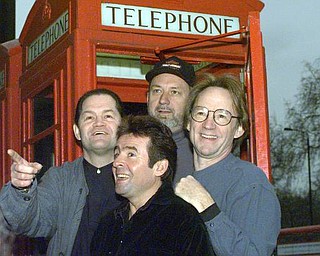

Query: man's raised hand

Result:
[8,149,42,189]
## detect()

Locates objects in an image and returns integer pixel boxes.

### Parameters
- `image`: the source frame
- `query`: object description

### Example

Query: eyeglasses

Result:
[191,106,240,126]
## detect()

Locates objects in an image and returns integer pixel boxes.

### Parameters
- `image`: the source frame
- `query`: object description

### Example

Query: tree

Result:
[270,58,320,228]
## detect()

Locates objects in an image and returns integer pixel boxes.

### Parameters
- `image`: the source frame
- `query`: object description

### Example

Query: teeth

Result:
[94,131,106,135]
[117,174,129,179]
[202,134,218,139]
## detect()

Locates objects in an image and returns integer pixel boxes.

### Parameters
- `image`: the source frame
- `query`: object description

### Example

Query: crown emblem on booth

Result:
[42,0,52,22]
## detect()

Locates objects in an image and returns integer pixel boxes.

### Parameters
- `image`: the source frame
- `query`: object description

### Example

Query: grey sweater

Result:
[0,157,88,255]
[194,153,281,256]
[172,130,194,185]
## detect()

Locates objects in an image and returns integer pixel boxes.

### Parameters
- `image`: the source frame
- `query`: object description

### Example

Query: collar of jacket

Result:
[114,181,174,219]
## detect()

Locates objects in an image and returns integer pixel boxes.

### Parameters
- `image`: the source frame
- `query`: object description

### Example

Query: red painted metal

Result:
[247,11,271,179]
[0,40,22,187]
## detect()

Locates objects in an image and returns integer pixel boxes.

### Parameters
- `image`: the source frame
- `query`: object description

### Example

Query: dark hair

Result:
[117,115,177,182]
[185,74,249,148]
[74,88,124,125]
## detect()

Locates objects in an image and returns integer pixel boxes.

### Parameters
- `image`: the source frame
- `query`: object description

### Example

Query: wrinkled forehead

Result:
[150,73,190,89]
[82,94,117,111]
[195,87,234,110]
[116,134,150,151]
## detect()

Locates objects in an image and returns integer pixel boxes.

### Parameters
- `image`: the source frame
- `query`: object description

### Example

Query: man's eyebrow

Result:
[102,109,116,113]
[114,145,138,152]
[150,84,179,90]
[81,109,115,115]
[80,110,94,115]
[123,145,138,152]
[150,84,161,88]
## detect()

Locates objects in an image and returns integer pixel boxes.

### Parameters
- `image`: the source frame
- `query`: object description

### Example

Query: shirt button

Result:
[23,196,31,201]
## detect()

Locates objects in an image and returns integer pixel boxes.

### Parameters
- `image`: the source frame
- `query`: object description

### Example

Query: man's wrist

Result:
[200,203,220,222]
[11,184,31,193]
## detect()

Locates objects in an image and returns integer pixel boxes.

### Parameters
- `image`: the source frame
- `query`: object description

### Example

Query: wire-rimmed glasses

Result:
[191,106,240,126]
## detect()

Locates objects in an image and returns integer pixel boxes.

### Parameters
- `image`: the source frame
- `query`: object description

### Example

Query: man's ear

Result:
[234,125,245,139]
[146,91,149,102]
[153,159,168,177]
[73,124,81,141]
[186,119,191,132]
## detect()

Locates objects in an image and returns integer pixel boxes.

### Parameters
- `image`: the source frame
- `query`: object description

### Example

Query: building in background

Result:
[0,0,15,43]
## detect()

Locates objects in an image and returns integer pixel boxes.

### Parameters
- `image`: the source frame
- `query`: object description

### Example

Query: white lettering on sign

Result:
[28,10,69,64]
[0,70,4,89]
[101,3,239,37]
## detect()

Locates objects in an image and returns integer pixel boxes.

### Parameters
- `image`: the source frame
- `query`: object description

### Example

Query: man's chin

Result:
[91,142,113,151]
[160,120,180,130]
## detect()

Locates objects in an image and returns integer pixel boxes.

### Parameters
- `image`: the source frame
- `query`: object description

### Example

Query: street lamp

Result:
[284,127,313,225]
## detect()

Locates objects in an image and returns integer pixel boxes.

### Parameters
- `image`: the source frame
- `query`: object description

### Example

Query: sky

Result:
[260,0,320,124]
[16,0,320,124]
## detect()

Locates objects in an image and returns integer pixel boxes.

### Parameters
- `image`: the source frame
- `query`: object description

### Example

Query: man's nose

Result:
[113,156,125,168]
[93,116,104,126]
[203,112,217,129]
[159,92,170,104]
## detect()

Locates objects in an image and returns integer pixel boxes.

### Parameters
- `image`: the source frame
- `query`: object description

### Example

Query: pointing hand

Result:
[8,149,43,189]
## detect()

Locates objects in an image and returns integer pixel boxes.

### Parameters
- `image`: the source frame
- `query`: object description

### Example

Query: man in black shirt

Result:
[91,115,214,256]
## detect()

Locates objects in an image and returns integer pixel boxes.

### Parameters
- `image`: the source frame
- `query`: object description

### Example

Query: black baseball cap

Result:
[146,56,196,87]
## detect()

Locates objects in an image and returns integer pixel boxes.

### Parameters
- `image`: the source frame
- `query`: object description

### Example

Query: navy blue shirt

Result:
[172,130,194,185]
[71,160,123,255]
[194,153,281,255]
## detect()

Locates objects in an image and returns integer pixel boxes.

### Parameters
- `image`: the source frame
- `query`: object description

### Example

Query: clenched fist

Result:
[175,175,215,213]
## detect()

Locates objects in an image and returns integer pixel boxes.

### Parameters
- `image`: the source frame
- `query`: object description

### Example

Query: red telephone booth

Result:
[15,0,269,177]
[0,39,22,187]
[2,0,274,254]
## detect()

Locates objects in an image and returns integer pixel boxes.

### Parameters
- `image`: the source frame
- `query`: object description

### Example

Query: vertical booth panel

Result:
[248,11,271,179]
[0,40,22,187]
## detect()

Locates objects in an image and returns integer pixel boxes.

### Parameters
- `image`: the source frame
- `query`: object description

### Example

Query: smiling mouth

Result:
[93,131,107,136]
[201,134,218,139]
[115,173,130,182]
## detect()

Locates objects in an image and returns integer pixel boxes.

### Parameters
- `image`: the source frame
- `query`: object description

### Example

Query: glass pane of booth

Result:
[34,134,54,180]
[96,53,212,80]
[96,53,152,79]
[33,86,54,135]
[0,70,4,90]
[123,102,147,116]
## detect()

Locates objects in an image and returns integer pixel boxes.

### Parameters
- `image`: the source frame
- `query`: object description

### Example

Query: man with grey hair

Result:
[146,56,195,185]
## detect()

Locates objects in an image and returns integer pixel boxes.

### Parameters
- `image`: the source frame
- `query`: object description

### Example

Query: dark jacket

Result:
[91,181,214,256]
